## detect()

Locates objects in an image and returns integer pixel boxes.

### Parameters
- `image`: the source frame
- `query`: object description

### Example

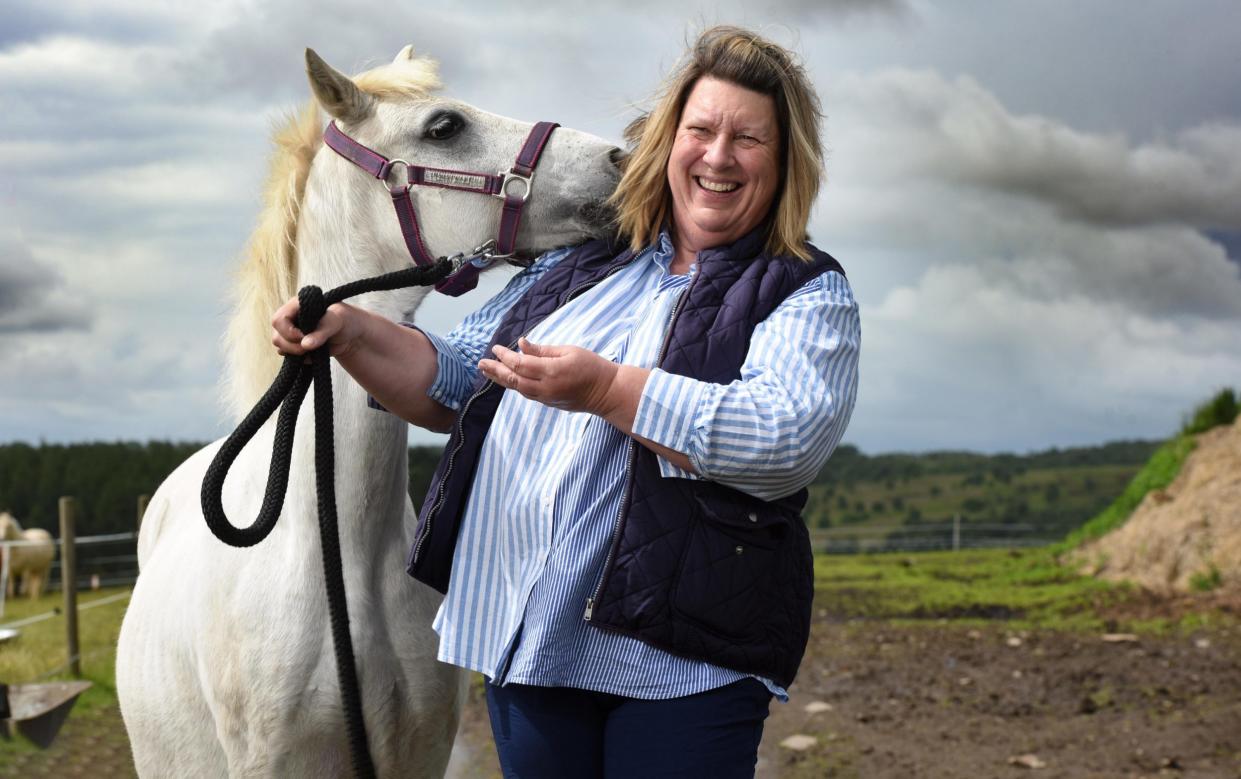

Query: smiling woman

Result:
[276,24,860,778]
[665,76,782,272]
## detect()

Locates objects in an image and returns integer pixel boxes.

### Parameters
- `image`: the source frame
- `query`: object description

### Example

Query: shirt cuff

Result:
[631,369,712,480]
[365,323,474,413]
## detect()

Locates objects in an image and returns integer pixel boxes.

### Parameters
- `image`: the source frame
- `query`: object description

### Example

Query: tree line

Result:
[0,441,447,537]
[0,437,1167,538]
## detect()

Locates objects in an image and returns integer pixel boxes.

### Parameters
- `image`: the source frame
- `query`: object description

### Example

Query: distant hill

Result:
[801,440,1161,550]
[0,439,1160,538]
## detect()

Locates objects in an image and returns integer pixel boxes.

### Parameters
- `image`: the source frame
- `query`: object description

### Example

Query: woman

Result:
[273,26,860,778]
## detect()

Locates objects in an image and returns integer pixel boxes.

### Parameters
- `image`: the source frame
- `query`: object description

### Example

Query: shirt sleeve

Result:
[407,247,573,411]
[630,270,861,502]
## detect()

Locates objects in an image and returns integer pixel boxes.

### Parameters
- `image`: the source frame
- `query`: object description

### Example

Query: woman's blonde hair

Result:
[609,26,824,261]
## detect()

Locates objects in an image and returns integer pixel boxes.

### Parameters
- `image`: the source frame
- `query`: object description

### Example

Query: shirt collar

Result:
[648,229,679,273]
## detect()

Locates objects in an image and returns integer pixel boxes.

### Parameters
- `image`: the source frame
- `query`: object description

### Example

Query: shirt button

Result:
[542,494,554,507]
[747,512,758,523]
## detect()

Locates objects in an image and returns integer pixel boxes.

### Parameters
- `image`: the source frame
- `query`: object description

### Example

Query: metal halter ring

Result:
[382,159,412,192]
[495,171,533,203]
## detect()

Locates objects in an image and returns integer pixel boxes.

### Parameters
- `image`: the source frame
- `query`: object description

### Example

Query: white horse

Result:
[116,45,619,778]
[0,512,56,600]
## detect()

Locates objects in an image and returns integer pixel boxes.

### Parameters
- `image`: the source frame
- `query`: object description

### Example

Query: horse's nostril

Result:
[608,147,627,169]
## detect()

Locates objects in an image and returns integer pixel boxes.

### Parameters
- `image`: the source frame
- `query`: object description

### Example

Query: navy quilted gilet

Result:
[407,228,845,688]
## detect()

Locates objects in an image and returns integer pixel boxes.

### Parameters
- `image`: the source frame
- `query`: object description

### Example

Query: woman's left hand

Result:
[479,337,619,415]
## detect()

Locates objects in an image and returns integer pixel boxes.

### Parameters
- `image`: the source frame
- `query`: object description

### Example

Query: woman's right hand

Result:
[270,298,366,357]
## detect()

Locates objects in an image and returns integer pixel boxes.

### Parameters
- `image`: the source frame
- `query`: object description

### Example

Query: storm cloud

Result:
[2,1,1239,452]
[0,234,91,333]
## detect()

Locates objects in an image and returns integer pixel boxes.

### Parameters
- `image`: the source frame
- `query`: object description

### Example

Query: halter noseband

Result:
[322,120,559,296]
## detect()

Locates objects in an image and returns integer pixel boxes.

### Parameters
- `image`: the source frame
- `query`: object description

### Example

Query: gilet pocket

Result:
[671,492,789,640]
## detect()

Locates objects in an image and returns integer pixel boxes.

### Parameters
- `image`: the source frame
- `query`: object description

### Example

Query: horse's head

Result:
[226,46,623,416]
[0,512,19,540]
[302,46,621,276]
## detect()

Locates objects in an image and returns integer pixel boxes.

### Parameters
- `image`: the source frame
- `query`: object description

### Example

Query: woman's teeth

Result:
[696,177,739,193]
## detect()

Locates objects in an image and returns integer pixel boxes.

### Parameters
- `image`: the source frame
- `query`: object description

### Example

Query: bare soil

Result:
[758,614,1241,777]
[451,588,1241,779]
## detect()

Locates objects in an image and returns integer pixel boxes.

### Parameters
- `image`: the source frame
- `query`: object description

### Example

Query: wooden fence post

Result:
[59,496,80,677]
[952,513,961,552]
[137,494,150,533]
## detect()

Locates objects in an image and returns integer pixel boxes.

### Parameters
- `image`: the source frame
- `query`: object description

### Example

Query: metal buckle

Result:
[445,239,516,274]
[383,159,412,192]
[495,170,533,203]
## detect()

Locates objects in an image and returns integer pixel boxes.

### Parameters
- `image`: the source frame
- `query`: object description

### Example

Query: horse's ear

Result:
[305,48,373,123]
[393,44,416,63]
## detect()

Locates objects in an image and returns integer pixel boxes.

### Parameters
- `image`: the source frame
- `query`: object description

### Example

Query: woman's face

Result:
[666,76,781,255]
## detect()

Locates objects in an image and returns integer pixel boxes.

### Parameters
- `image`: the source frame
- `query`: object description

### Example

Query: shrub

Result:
[1181,388,1238,436]
[1190,566,1222,592]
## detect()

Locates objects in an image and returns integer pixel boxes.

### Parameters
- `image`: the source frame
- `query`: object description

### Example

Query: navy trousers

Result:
[484,678,772,778]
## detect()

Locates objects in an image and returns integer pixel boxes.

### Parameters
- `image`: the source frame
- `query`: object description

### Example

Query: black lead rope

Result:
[201,258,454,779]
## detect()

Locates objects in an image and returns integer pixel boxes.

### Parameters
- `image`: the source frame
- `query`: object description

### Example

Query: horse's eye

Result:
[424,112,464,141]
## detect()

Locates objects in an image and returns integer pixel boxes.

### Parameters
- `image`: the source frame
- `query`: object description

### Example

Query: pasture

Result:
[2,549,1237,777]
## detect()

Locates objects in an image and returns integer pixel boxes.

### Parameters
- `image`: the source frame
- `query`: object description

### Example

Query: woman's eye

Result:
[425,113,464,141]
[687,126,711,138]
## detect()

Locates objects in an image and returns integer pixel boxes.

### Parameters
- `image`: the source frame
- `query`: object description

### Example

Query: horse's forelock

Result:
[353,56,442,100]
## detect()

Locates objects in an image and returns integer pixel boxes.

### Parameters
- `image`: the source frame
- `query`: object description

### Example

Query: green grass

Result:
[1050,434,1197,554]
[0,588,129,757]
[1190,566,1223,593]
[814,547,1139,632]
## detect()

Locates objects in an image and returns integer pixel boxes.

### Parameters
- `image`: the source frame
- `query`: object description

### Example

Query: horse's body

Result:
[0,512,55,600]
[116,46,619,778]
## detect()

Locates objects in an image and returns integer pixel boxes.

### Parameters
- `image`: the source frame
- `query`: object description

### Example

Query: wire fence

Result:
[1,530,139,596]
[810,519,1059,554]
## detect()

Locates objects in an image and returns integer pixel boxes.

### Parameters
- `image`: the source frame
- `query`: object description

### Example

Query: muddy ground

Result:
[4,589,1239,778]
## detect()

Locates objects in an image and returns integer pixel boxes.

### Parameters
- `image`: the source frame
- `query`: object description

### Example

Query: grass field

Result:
[0,587,130,769]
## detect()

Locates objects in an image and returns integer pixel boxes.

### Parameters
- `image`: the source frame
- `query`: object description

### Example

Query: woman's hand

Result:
[479,337,620,415]
[271,298,367,358]
[480,337,695,472]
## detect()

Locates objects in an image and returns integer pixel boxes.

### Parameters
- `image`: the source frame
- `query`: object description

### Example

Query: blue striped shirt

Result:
[418,232,860,700]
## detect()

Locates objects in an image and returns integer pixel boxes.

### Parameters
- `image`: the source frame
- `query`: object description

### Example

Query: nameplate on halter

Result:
[424,170,488,191]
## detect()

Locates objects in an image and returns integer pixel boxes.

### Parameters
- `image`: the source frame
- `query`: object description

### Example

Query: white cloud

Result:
[826,69,1241,229]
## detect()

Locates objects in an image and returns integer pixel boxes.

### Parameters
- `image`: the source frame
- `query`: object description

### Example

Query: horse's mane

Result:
[224,54,441,417]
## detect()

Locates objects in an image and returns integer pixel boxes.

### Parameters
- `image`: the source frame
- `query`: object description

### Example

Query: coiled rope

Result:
[201,257,454,779]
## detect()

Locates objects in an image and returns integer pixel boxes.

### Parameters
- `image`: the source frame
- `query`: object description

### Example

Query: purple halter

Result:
[323,119,559,296]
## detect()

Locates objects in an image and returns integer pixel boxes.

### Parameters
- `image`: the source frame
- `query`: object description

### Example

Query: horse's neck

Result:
[287,178,422,551]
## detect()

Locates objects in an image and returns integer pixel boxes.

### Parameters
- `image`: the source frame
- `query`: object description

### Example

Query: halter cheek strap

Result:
[322,120,560,296]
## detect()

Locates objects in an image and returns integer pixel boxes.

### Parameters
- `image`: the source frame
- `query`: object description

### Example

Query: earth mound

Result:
[1070,417,1241,594]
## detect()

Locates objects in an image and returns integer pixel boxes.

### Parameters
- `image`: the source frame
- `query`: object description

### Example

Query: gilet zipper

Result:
[410,252,640,570]
[586,265,700,621]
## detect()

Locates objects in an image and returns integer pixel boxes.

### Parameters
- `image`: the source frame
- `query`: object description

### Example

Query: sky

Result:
[1,0,1239,455]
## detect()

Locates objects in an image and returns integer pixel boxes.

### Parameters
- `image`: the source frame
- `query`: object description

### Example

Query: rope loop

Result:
[199,256,453,779]
[297,284,328,334]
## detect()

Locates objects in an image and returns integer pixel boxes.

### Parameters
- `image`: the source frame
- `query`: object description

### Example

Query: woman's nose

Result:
[702,135,733,169]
